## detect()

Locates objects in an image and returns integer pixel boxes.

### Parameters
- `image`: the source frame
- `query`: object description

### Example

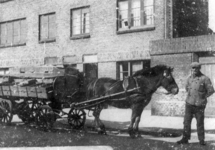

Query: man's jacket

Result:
[185,72,214,106]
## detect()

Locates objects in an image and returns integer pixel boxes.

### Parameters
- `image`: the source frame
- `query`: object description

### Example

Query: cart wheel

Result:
[17,101,43,124]
[0,100,13,125]
[17,101,32,124]
[68,108,86,129]
[35,105,56,130]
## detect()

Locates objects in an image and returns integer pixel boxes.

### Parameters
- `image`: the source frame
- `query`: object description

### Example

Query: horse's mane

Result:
[132,65,170,77]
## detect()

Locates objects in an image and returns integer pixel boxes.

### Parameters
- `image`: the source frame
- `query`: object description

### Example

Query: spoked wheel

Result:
[68,108,86,129]
[17,101,32,124]
[0,100,13,125]
[17,100,43,124]
[35,105,56,131]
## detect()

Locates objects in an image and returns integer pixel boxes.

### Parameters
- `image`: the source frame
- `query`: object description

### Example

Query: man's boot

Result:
[176,138,189,144]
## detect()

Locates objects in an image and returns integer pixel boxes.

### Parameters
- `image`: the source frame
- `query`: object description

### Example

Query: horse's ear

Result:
[170,67,174,72]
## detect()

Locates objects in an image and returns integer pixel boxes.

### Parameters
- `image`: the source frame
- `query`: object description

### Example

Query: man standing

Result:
[177,62,214,145]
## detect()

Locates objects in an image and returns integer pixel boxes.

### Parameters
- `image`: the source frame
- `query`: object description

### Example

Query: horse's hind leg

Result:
[93,105,107,135]
[128,115,136,138]
[134,116,142,138]
[131,103,145,138]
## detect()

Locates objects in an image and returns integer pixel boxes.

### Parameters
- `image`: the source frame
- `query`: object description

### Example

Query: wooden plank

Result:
[10,85,19,96]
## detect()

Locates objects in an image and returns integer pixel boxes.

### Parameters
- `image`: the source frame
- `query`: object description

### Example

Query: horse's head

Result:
[133,65,179,95]
[159,66,179,95]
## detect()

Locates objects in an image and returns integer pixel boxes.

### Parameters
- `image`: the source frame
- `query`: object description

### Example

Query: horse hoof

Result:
[129,134,136,139]
[137,134,142,138]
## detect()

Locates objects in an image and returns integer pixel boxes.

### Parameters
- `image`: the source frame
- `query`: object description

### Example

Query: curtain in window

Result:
[131,0,141,27]
[72,8,90,35]
[119,1,129,29]
[73,10,81,35]
[81,8,90,34]
[144,0,154,25]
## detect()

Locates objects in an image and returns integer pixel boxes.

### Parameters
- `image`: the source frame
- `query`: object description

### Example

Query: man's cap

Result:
[190,62,201,68]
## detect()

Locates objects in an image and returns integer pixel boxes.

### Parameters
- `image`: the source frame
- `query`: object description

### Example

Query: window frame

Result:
[116,60,150,80]
[0,68,9,75]
[39,12,56,43]
[70,6,90,40]
[116,0,155,34]
[0,18,27,48]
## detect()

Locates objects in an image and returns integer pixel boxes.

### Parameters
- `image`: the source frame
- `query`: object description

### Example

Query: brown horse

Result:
[86,65,179,138]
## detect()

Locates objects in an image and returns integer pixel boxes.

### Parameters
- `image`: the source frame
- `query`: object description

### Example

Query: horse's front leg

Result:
[93,105,107,135]
[128,115,136,138]
[134,116,142,138]
[131,101,145,138]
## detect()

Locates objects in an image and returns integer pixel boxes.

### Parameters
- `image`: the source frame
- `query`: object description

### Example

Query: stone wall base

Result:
[152,101,215,118]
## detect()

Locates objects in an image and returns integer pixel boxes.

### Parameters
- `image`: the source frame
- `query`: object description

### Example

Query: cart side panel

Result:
[10,86,19,96]
[37,86,53,99]
[18,86,28,97]
[0,86,3,96]
[2,85,11,96]
[27,86,37,97]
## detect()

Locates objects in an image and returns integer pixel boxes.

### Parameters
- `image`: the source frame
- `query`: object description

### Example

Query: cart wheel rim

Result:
[68,108,86,129]
[0,100,13,124]
[35,106,55,130]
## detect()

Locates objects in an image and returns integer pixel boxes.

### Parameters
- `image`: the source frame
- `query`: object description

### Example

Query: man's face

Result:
[192,66,201,76]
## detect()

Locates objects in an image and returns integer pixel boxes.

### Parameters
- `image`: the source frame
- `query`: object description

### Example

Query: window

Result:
[39,13,56,42]
[117,0,154,30]
[0,19,26,47]
[117,60,150,80]
[0,68,9,75]
[71,6,90,38]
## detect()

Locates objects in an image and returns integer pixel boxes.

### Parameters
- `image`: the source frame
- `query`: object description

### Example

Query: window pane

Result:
[20,19,27,43]
[82,8,90,34]
[131,0,141,27]
[119,1,129,29]
[144,0,153,6]
[131,61,142,74]
[0,24,7,45]
[48,14,56,39]
[144,0,154,25]
[119,62,129,80]
[13,21,20,44]
[7,23,13,45]
[209,0,215,32]
[40,15,48,40]
[72,10,81,35]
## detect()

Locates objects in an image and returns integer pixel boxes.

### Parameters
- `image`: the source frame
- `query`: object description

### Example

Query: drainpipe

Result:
[164,0,167,39]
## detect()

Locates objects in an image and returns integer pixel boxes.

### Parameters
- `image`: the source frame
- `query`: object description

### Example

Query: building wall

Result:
[151,53,192,116]
[150,35,215,117]
[0,0,167,76]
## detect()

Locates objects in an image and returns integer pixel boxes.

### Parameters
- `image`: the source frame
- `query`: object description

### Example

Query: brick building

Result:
[0,0,215,116]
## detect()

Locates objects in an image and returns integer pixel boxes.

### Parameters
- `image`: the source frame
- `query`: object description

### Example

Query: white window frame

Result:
[0,18,26,47]
[39,12,56,42]
[117,60,150,80]
[71,6,90,37]
[117,0,154,30]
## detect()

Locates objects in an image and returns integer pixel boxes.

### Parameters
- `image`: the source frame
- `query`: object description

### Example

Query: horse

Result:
[86,65,179,138]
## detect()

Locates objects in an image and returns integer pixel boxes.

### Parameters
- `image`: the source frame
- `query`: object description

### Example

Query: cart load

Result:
[0,66,65,99]
[0,65,83,128]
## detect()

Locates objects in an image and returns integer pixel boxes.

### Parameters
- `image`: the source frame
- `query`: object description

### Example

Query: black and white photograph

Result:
[0,0,215,150]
